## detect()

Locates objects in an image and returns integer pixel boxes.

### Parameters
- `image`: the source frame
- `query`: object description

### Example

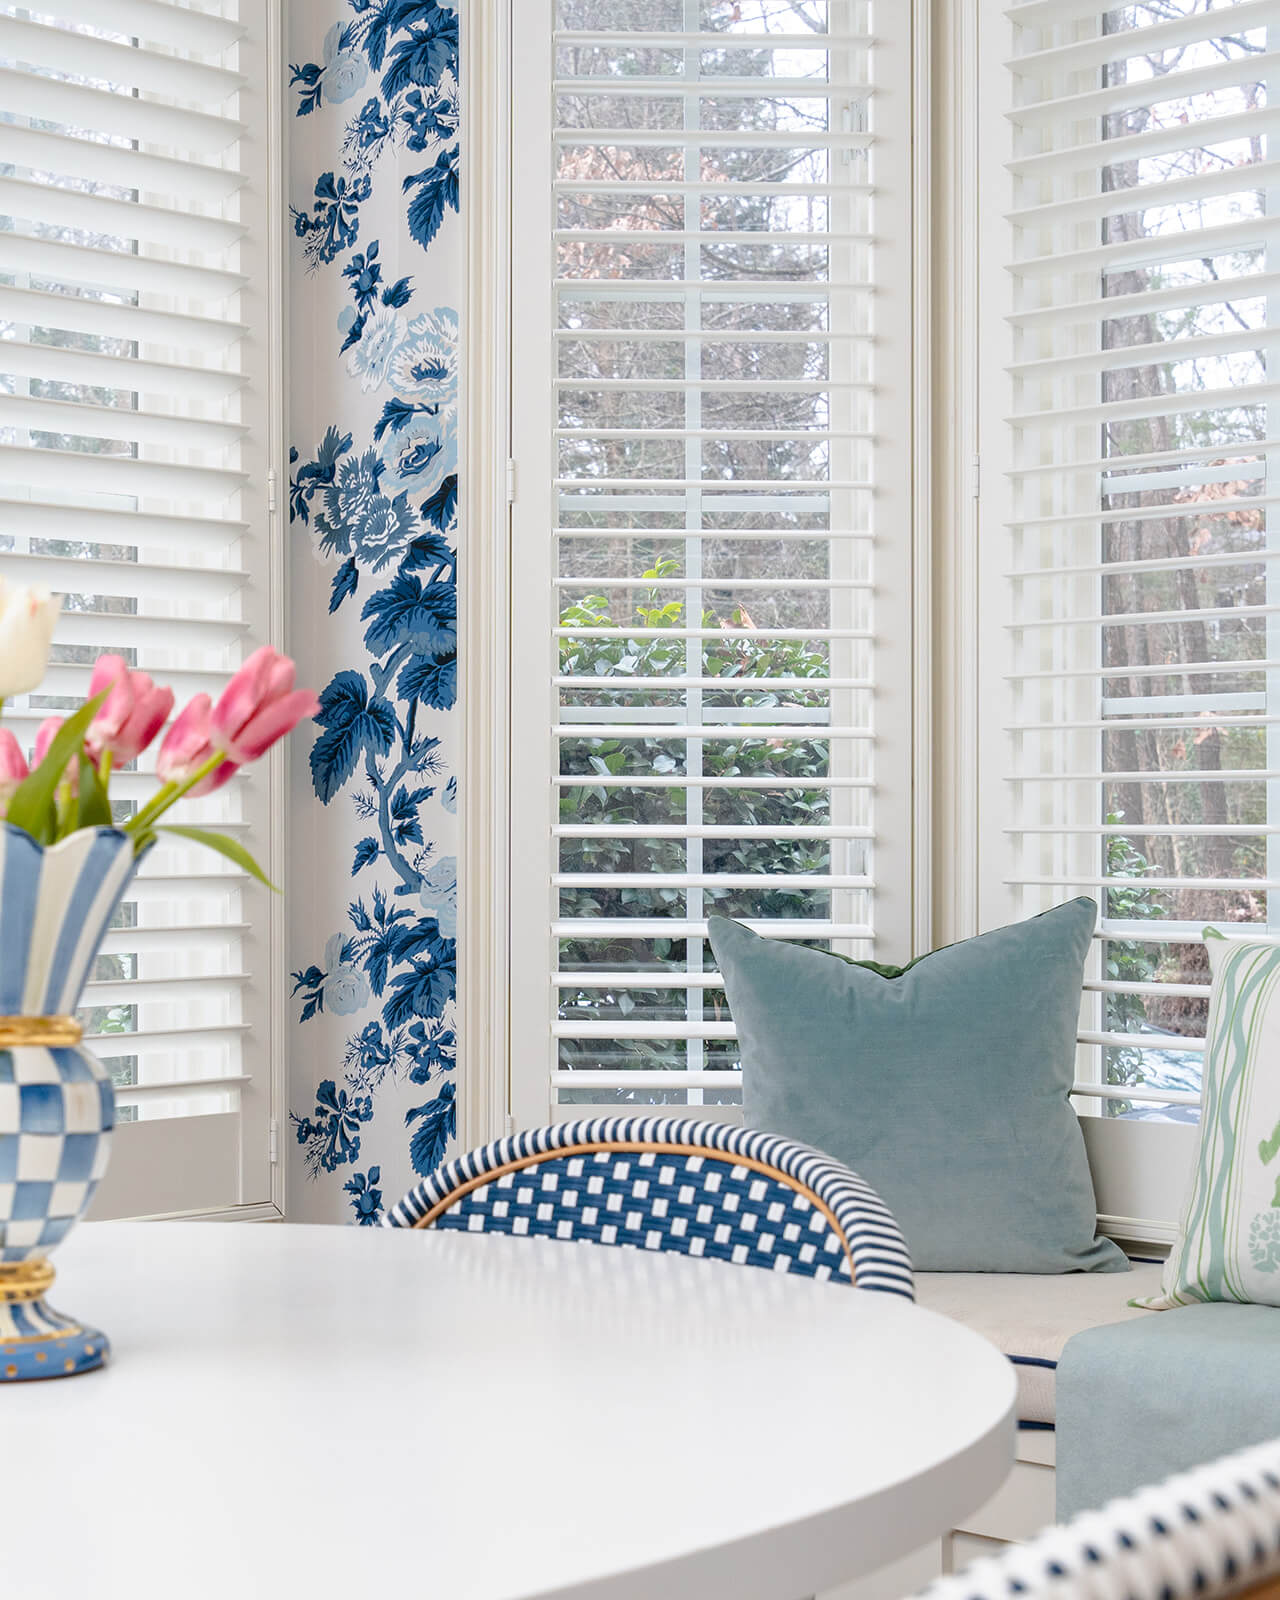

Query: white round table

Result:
[2,1222,1016,1600]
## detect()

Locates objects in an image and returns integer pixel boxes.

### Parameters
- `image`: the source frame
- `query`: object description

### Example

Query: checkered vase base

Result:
[0,1294,109,1382]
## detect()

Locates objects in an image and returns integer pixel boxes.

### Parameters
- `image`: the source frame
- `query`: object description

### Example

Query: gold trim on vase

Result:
[0,1015,83,1049]
[0,1258,56,1305]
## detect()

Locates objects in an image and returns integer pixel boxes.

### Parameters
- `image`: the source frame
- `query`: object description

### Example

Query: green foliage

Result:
[4,689,109,844]
[557,562,837,1098]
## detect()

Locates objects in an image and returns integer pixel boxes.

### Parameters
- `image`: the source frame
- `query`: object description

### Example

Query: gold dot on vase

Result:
[64,1360,73,1372]
[84,1344,95,1356]
[34,1351,45,1363]
[5,1365,15,1378]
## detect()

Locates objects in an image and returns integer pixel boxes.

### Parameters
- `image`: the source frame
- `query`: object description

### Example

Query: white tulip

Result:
[0,581,60,698]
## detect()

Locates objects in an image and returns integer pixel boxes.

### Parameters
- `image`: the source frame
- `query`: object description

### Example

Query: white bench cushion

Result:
[914,1262,1165,1425]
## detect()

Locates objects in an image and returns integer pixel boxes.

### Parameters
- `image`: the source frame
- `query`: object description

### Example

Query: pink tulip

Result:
[34,716,77,795]
[0,728,29,816]
[84,654,174,766]
[155,695,239,797]
[210,646,320,764]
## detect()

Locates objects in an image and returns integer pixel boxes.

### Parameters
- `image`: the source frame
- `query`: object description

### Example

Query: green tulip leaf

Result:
[76,754,113,830]
[4,688,110,845]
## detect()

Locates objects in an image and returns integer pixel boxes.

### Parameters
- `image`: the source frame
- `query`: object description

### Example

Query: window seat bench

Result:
[827,1264,1280,1600]
[914,1262,1166,1430]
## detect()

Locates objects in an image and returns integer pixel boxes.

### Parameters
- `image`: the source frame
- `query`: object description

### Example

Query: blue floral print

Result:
[291,169,373,268]
[289,0,460,1193]
[344,1167,385,1225]
[292,1080,376,1178]
[290,0,459,259]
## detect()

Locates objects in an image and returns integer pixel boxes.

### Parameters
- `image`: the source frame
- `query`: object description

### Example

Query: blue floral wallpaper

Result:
[286,0,461,1224]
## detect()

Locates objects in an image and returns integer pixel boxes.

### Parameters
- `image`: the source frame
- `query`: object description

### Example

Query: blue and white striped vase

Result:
[0,823,138,1381]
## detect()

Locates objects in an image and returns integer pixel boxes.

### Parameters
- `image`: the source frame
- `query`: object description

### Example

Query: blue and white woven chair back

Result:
[382,1116,913,1298]
[914,1438,1280,1600]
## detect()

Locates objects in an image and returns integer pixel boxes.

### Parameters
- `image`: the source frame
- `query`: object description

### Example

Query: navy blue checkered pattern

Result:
[436,1149,850,1277]
[384,1117,913,1297]
[0,1046,112,1263]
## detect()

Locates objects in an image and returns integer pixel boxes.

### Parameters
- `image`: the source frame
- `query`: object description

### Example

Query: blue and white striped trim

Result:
[382,1116,914,1298]
[914,1437,1280,1600]
[0,825,137,1015]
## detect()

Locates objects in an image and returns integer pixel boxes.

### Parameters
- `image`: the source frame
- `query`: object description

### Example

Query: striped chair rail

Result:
[382,1116,913,1297]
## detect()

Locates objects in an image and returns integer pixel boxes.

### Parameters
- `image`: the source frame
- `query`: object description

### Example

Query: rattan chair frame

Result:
[383,1115,914,1297]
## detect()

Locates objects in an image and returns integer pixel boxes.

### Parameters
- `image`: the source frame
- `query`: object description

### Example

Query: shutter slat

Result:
[553,29,865,47]
[0,285,246,354]
[555,77,863,97]
[0,340,244,404]
[1009,159,1280,236]
[83,973,251,1008]
[0,13,246,100]
[0,552,245,605]
[1009,381,1280,432]
[555,127,874,148]
[0,65,244,153]
[551,919,874,939]
[1007,48,1280,129]
[554,576,869,590]
[1008,496,1280,533]
[0,394,246,452]
[1014,602,1280,631]
[1013,770,1280,785]
[554,725,867,739]
[554,676,872,690]
[0,448,248,504]
[553,873,872,890]
[556,775,873,790]
[1011,715,1280,733]
[1008,659,1280,682]
[1010,328,1275,383]
[5,124,244,203]
[1010,0,1280,77]
[1011,216,1274,281]
[1008,272,1280,337]
[0,173,245,252]
[1012,545,1280,579]
[554,824,873,839]
[53,610,246,650]
[2,230,246,301]
[1008,105,1280,181]
[44,0,247,53]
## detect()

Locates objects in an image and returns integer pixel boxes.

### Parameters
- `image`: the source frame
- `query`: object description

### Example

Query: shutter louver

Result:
[0,0,275,1209]
[510,0,916,1122]
[994,0,1279,1117]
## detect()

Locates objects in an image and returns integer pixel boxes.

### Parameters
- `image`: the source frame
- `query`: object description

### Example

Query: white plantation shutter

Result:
[978,0,1279,1186]
[509,0,918,1123]
[0,0,280,1216]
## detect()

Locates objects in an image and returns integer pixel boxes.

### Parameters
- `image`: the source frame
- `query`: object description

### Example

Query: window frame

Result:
[1,0,288,1222]
[497,0,932,1131]
[964,0,1240,1242]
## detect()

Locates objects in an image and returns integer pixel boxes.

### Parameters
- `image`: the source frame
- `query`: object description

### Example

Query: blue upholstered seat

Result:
[915,1438,1280,1600]
[383,1116,913,1297]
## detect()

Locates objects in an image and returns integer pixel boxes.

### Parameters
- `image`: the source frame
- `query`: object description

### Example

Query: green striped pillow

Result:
[1139,930,1280,1311]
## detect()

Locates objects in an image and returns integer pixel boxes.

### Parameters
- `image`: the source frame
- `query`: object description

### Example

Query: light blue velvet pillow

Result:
[708,899,1127,1274]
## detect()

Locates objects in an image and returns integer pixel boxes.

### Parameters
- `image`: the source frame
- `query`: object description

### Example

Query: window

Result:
[976,0,1278,1221]
[0,0,280,1216]
[508,0,920,1124]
